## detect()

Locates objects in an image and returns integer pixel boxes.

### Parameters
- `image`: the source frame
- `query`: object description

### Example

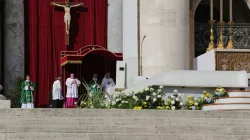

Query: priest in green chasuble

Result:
[89,73,100,95]
[20,75,36,108]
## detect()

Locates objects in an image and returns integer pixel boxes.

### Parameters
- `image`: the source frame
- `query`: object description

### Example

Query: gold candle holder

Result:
[217,21,224,49]
[226,21,234,49]
[207,20,216,52]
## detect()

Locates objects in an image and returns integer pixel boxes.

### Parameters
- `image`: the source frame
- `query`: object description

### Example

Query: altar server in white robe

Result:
[52,75,64,108]
[65,73,81,108]
[102,72,116,94]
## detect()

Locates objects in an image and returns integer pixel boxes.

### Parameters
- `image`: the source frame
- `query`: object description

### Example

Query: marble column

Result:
[140,0,190,76]
[123,0,138,87]
[4,0,25,96]
[189,0,201,70]
[0,1,3,86]
[108,0,123,53]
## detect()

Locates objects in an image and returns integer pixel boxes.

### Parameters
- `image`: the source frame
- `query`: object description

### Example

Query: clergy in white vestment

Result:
[65,73,81,108]
[52,75,64,108]
[101,72,116,94]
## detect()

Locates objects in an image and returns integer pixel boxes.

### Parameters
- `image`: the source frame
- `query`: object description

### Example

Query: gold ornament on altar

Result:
[226,21,234,49]
[206,20,216,52]
[217,21,224,49]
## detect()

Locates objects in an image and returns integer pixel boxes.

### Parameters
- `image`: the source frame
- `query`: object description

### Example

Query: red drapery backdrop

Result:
[25,0,107,107]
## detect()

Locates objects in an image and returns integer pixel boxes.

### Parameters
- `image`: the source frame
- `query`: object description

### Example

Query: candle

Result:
[220,0,223,21]
[230,0,232,21]
[210,0,213,20]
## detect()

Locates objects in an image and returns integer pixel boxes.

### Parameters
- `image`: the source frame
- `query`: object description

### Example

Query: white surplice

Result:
[65,78,81,98]
[102,77,116,94]
[52,80,64,100]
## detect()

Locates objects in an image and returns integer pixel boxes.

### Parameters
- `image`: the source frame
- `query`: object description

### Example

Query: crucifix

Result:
[51,0,84,45]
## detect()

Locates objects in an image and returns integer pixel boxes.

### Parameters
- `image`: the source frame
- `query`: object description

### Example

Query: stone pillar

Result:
[140,0,190,76]
[4,0,25,96]
[108,0,123,53]
[123,0,138,87]
[0,1,3,86]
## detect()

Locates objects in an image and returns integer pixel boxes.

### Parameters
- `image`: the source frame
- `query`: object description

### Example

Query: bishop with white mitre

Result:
[65,73,81,107]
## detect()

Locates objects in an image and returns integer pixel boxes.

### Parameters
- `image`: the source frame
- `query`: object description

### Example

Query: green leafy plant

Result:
[78,79,110,109]
[10,77,24,108]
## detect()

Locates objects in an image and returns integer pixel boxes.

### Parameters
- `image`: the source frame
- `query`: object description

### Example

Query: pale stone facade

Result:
[108,0,123,53]
[140,0,190,77]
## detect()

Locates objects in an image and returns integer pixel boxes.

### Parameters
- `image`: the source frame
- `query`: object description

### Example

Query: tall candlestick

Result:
[220,0,223,21]
[207,20,216,52]
[210,0,213,20]
[230,0,232,21]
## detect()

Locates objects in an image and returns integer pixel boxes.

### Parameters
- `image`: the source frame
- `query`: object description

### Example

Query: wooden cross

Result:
[51,0,84,45]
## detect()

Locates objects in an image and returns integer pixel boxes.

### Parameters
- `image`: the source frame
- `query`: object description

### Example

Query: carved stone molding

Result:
[216,52,250,72]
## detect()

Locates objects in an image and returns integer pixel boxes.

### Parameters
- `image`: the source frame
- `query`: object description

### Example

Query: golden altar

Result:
[194,49,250,73]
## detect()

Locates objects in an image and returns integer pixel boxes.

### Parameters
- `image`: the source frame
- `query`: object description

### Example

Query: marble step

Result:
[214,97,250,104]
[228,90,250,97]
[1,125,250,135]
[1,117,250,127]
[202,104,250,110]
[3,109,250,119]
[3,133,250,140]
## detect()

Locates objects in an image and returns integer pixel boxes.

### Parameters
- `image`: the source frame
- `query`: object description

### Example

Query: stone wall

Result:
[140,0,190,77]
[4,0,25,96]
[108,0,123,53]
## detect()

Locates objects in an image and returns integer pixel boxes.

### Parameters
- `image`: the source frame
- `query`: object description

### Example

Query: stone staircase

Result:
[203,90,250,110]
[1,109,250,140]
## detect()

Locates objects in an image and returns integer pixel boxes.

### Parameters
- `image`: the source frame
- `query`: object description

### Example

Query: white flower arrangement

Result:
[165,93,183,110]
[153,92,157,96]
[158,89,162,93]
[79,84,224,110]
[153,98,157,102]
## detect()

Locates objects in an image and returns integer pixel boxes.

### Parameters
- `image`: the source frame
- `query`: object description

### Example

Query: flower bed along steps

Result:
[203,90,250,110]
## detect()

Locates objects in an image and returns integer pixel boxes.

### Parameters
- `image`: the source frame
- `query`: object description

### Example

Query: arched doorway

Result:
[81,53,117,84]
[61,45,122,96]
[194,0,250,57]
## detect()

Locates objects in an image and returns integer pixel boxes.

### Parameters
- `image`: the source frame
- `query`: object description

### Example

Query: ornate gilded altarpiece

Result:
[215,50,250,73]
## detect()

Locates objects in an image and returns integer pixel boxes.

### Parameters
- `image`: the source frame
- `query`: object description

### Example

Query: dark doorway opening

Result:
[194,0,250,57]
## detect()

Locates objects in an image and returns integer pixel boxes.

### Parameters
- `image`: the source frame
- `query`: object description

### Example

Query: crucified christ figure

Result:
[51,2,83,34]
